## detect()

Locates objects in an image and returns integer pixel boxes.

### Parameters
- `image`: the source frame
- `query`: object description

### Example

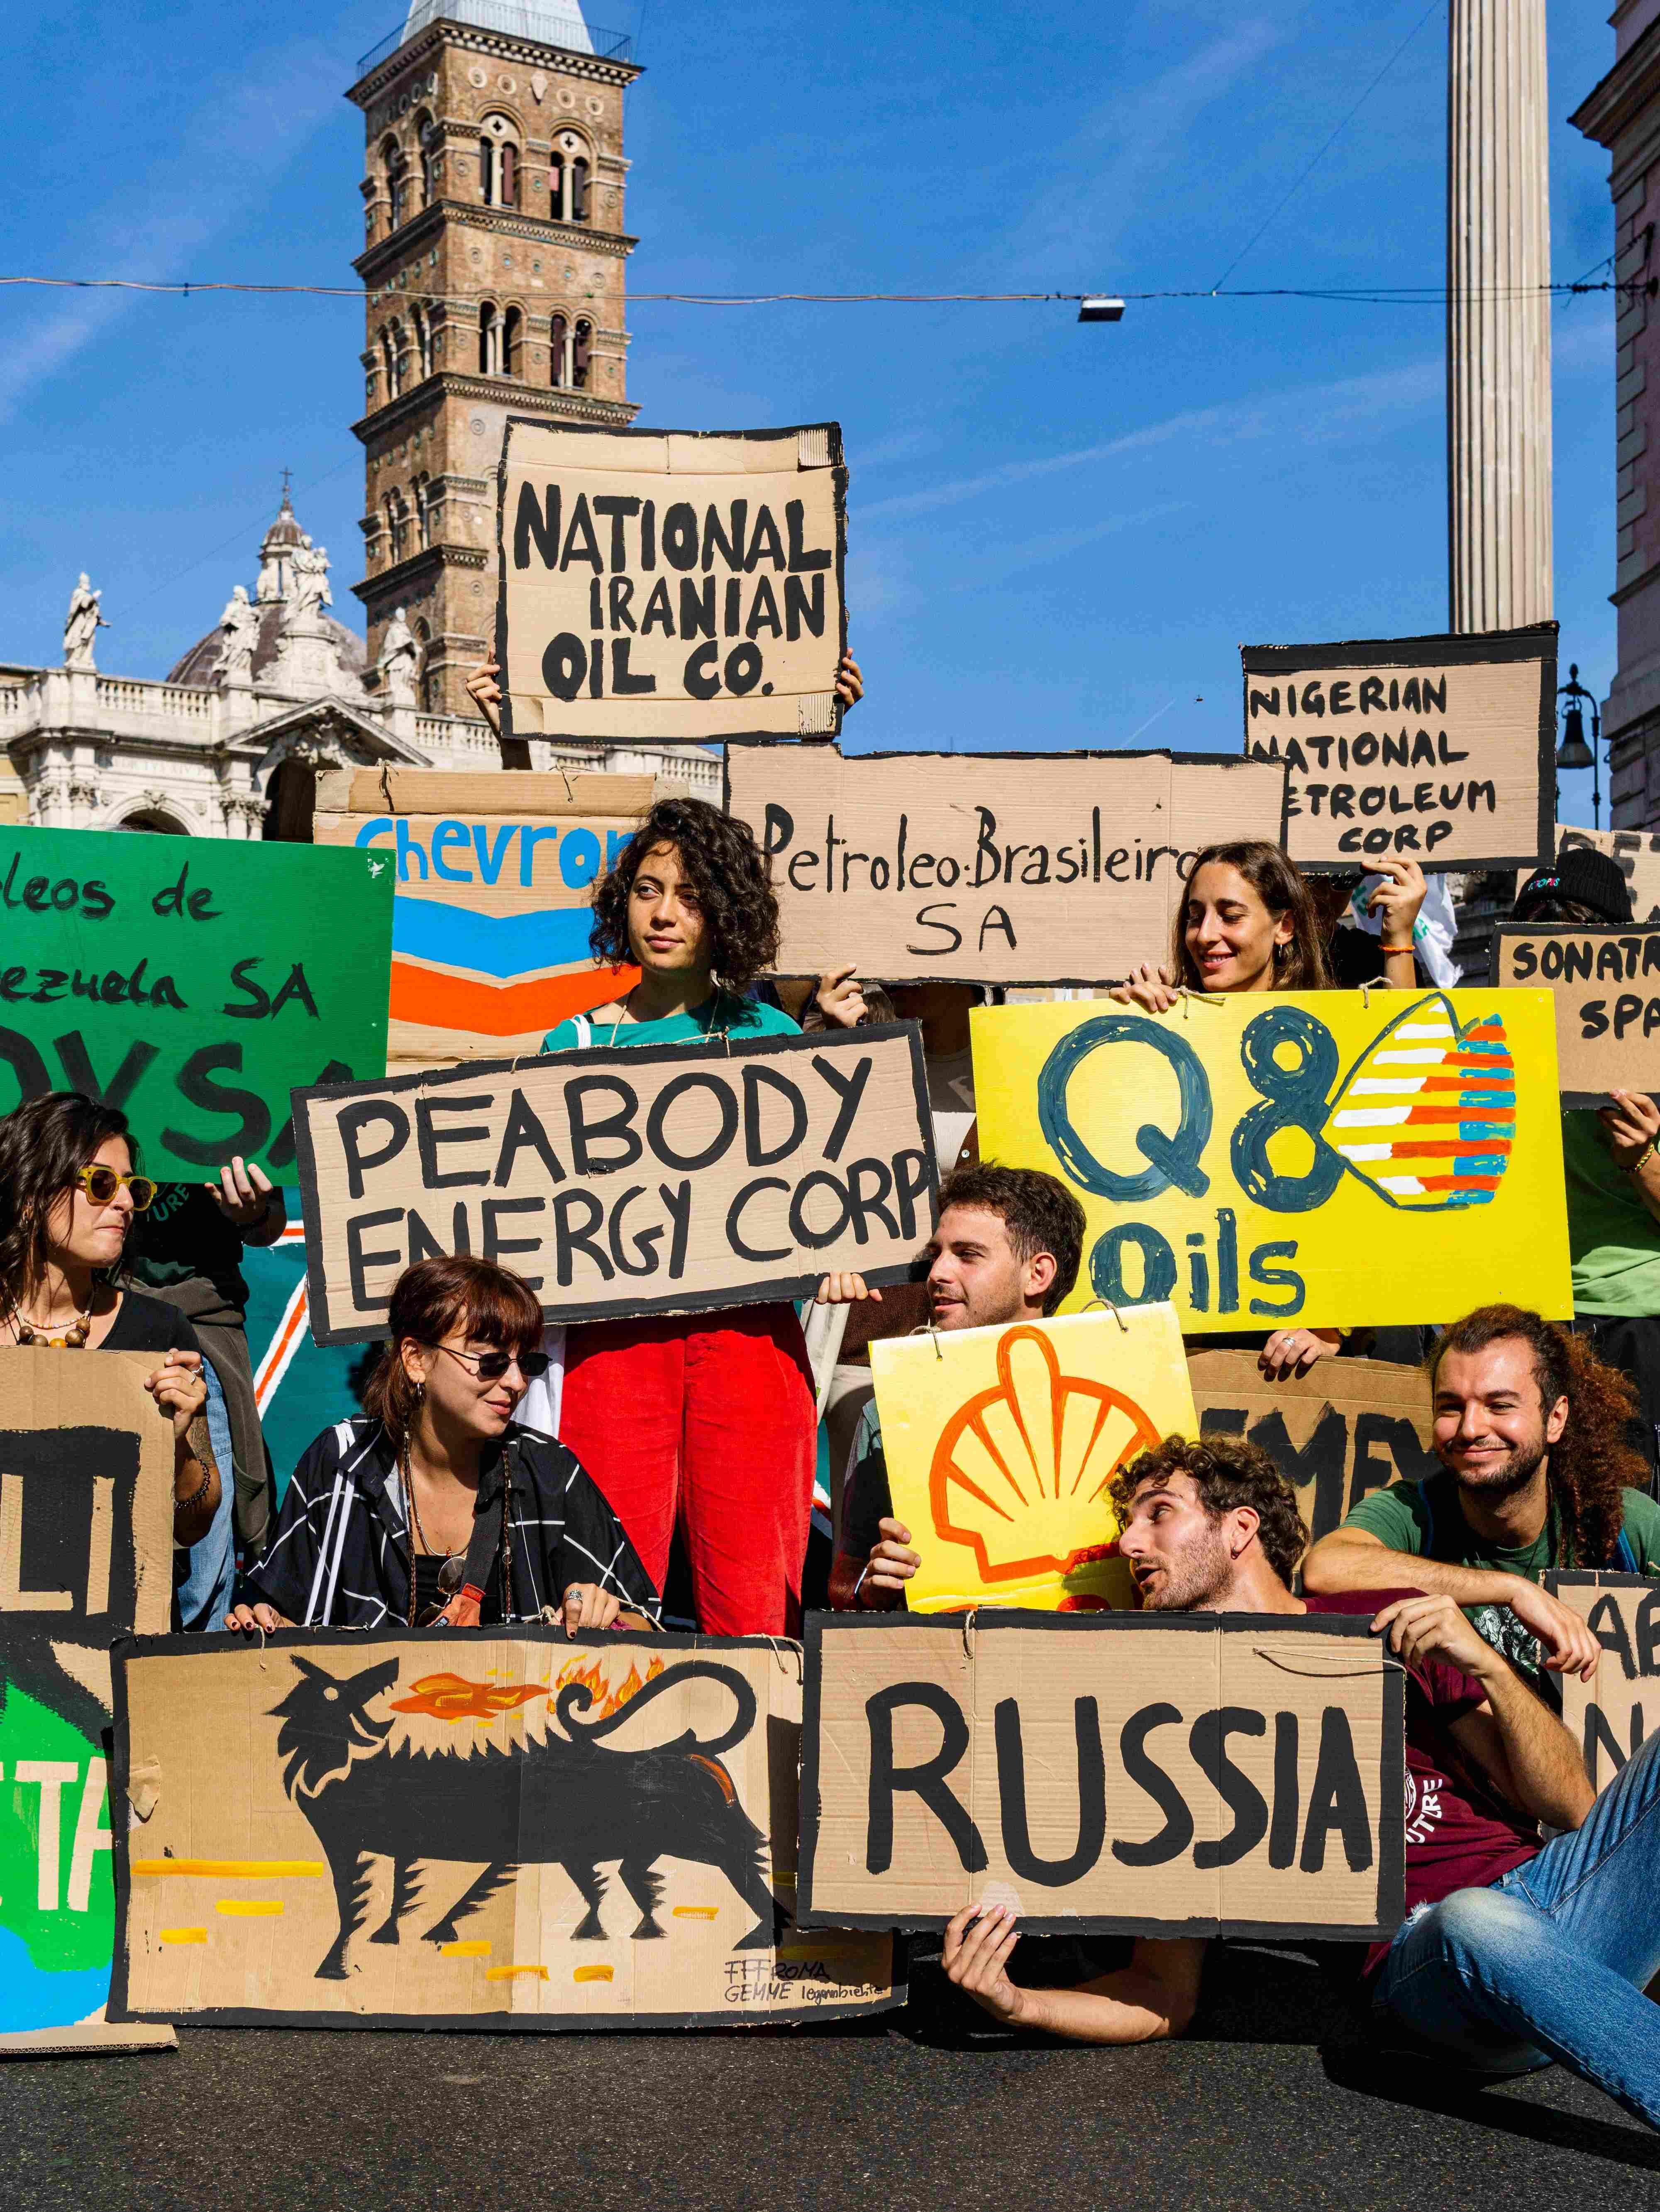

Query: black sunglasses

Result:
[423,1342,550,1384]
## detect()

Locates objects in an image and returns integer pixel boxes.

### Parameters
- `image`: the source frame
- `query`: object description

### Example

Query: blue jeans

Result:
[1374,1730,1660,2128]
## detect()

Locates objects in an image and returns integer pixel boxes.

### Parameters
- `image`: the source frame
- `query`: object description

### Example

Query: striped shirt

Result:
[246,1417,662,1629]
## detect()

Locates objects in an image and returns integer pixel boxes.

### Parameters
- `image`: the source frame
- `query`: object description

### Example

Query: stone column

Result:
[1447,0,1554,632]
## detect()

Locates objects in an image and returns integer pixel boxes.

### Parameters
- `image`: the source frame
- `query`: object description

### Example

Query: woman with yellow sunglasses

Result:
[0,1091,220,1545]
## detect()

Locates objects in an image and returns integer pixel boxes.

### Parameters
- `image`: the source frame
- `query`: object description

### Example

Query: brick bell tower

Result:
[347,1,641,720]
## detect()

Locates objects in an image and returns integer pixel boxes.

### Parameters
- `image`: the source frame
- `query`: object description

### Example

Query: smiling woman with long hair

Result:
[228,1255,659,1635]
[0,1091,219,1545]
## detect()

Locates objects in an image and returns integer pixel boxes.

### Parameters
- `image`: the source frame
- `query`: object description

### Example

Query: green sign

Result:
[0,829,394,1178]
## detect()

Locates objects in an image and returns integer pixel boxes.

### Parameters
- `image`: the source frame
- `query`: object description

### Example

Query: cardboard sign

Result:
[497,421,848,745]
[110,1629,897,2030]
[1492,924,1660,1105]
[314,767,658,1065]
[872,1307,1195,1611]
[1188,1352,1439,1548]
[1241,625,1555,872]
[1546,1572,1660,1792]
[0,1353,177,2053]
[723,742,1289,986]
[971,989,1572,1334]
[0,827,392,1178]
[797,1611,1404,1936]
[293,1022,937,1345]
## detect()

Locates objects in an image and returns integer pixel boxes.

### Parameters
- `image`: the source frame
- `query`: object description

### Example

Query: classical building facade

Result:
[349,0,640,714]
[1574,2,1660,825]
[0,4,712,837]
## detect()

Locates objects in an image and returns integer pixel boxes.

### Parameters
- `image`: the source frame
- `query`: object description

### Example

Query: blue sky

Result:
[0,0,1622,825]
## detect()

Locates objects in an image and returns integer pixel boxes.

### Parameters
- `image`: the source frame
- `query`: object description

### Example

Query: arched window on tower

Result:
[385,487,409,564]
[549,130,591,222]
[478,301,500,375]
[573,318,592,390]
[549,311,568,387]
[503,306,522,377]
[479,115,520,209]
[384,138,408,229]
[414,618,435,710]
[411,303,432,380]
[413,473,432,548]
[415,112,438,207]
[382,322,404,399]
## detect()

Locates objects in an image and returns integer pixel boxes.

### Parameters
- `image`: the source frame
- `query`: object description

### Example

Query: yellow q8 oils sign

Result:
[972,990,1571,1335]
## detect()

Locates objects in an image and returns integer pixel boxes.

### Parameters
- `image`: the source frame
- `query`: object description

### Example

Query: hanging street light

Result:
[1554,662,1603,827]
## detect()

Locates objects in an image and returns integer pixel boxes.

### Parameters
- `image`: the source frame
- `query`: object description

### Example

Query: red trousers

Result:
[559,1302,816,1637]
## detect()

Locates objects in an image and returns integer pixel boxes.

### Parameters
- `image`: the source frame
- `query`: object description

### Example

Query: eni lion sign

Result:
[871,1307,1195,1612]
[972,990,1572,1333]
[111,1629,897,2031]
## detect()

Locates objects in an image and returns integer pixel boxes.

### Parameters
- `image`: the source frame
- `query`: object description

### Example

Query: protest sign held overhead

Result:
[1187,1352,1440,1549]
[111,1628,898,2031]
[313,766,658,1065]
[498,421,847,745]
[1545,1573,1660,1792]
[872,1307,1194,1611]
[724,744,1288,986]
[0,827,392,1178]
[293,1023,936,1345]
[0,1353,177,2053]
[971,990,1572,1335]
[1241,624,1555,872]
[1493,925,1660,1105]
[797,1612,1404,1938]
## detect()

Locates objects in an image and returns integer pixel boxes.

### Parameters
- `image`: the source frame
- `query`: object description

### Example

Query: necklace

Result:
[5,1299,93,1349]
[400,1441,466,1628]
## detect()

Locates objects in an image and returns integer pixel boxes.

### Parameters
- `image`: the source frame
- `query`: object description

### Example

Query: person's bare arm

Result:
[1601,1092,1660,1227]
[1376,1594,1595,1832]
[1303,1525,1601,1678]
[944,1906,1204,2043]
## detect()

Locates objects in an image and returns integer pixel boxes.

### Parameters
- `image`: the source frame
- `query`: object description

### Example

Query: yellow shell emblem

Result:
[928,1326,1159,1591]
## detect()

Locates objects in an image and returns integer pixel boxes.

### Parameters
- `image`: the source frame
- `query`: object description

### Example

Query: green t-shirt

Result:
[542,990,799,1053]
[1562,1108,1660,1316]
[1342,1472,1660,1688]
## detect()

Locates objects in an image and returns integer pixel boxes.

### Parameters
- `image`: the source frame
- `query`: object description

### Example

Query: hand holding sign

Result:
[1601,1089,1660,1165]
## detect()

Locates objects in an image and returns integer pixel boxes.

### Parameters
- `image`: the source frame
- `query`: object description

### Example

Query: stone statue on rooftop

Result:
[63,574,107,670]
[215,584,260,685]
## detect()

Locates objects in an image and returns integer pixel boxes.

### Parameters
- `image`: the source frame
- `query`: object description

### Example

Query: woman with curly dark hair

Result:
[1305,1304,1660,1694]
[534,796,852,1637]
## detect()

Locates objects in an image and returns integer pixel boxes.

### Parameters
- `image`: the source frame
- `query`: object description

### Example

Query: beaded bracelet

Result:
[1622,1140,1657,1176]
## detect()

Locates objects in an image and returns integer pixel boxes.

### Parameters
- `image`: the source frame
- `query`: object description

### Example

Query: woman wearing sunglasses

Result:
[0,1092,219,1545]
[228,1254,659,1634]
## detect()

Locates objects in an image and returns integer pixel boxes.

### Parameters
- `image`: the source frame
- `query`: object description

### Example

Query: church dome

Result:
[165,486,367,690]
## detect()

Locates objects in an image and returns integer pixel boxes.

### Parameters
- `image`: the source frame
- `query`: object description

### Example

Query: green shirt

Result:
[542,990,799,1053]
[1562,1108,1660,1316]
[1342,1472,1660,1688]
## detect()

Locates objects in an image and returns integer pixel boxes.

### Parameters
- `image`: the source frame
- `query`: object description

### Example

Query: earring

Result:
[413,1379,425,1404]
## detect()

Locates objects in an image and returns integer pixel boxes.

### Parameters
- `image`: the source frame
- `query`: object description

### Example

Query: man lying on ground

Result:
[944,1430,1660,2132]
[1303,1304,1659,1694]
[817,1162,1086,1610]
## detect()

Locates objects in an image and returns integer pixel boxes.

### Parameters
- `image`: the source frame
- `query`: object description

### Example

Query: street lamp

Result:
[1555,662,1603,828]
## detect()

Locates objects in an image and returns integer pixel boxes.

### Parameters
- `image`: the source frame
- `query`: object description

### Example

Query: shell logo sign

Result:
[872,1307,1196,1613]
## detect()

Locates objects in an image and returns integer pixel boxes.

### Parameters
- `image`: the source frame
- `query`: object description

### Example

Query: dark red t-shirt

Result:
[1303,1590,1540,1973]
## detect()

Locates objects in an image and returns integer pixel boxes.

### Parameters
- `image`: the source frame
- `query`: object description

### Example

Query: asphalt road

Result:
[4,1950,1657,2211]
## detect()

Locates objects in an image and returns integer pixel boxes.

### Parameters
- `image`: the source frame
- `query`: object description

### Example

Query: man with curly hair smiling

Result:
[942,1430,1660,2136]
[1304,1306,1660,1694]
[536,794,861,1638]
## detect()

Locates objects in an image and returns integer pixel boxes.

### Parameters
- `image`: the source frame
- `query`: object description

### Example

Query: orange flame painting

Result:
[554,1653,665,1722]
[388,1673,552,1723]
